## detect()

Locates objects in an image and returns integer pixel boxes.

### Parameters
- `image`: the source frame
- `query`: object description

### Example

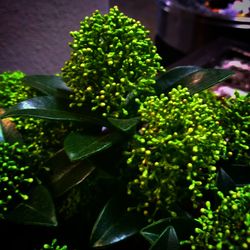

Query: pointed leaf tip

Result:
[150,226,179,250]
[6,185,57,226]
[141,217,198,245]
[217,168,236,194]
[107,117,140,132]
[90,195,146,248]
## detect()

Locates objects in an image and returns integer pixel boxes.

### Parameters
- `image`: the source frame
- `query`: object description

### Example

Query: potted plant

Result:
[0,6,249,250]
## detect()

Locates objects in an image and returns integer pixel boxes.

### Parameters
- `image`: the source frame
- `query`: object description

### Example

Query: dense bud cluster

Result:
[0,142,35,218]
[0,71,32,108]
[183,185,250,249]
[201,90,250,164]
[125,86,227,220]
[219,92,250,163]
[14,117,70,162]
[0,72,71,162]
[62,6,164,118]
[41,239,68,250]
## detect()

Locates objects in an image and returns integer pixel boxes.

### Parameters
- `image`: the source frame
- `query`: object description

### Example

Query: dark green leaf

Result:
[216,168,236,194]
[0,96,104,125]
[179,68,234,94]
[47,149,95,196]
[64,131,122,161]
[155,66,201,94]
[155,66,234,95]
[90,195,146,248]
[22,75,72,97]
[141,218,170,244]
[6,185,57,226]
[150,226,179,250]
[141,217,197,244]
[107,117,140,132]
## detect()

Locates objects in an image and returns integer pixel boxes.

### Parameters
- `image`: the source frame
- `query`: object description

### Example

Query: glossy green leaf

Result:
[6,185,57,226]
[90,195,146,248]
[0,96,104,125]
[64,131,122,161]
[180,68,234,94]
[150,226,179,250]
[107,117,140,132]
[47,149,95,196]
[155,66,234,95]
[141,217,197,244]
[155,66,201,94]
[141,218,170,244]
[22,75,72,97]
[216,168,236,194]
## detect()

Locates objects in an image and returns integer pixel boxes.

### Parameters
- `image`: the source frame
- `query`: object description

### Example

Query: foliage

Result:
[221,92,250,163]
[0,71,30,107]
[182,185,250,249]
[0,141,35,218]
[61,6,165,118]
[201,90,250,165]
[0,6,249,250]
[0,71,74,163]
[125,86,227,221]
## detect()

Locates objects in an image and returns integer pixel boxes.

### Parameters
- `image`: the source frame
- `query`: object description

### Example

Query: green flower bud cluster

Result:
[61,6,165,118]
[0,71,32,108]
[14,117,71,162]
[0,72,72,163]
[183,185,250,249]
[0,142,35,218]
[201,90,250,164]
[125,86,227,220]
[40,239,68,250]
[220,92,250,163]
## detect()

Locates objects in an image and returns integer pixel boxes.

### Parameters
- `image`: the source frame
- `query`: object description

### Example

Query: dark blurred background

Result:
[0,0,249,74]
[0,0,109,74]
